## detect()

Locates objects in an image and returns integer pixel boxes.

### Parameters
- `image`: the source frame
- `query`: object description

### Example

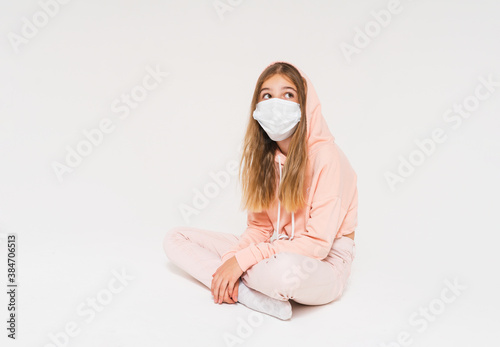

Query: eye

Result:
[284,92,294,99]
[262,93,271,99]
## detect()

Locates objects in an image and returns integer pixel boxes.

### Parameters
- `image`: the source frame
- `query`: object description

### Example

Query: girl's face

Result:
[258,74,299,103]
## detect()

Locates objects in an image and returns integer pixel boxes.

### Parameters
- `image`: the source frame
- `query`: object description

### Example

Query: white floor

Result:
[1,172,499,347]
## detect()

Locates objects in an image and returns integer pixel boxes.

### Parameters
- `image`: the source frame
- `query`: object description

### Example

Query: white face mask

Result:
[252,98,301,142]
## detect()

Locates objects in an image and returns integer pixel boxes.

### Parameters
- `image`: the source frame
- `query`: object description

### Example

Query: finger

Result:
[221,285,230,304]
[228,282,234,301]
[216,278,224,303]
[227,289,235,303]
[232,281,238,301]
[213,277,221,303]
[223,288,234,304]
[225,293,234,304]
[211,271,221,297]
[217,281,224,304]
[232,281,239,301]
[218,280,227,304]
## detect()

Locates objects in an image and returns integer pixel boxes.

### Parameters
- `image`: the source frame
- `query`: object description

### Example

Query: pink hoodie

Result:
[221,61,358,273]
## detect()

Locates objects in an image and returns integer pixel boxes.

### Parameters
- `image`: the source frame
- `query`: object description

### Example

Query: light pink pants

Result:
[163,226,356,305]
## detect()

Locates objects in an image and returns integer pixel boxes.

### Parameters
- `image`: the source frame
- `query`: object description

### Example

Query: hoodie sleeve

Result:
[220,209,274,264]
[233,158,349,272]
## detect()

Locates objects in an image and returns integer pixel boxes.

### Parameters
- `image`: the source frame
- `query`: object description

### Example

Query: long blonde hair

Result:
[239,62,309,214]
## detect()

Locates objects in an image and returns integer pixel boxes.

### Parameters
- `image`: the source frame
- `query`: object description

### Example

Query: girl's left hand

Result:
[211,256,244,304]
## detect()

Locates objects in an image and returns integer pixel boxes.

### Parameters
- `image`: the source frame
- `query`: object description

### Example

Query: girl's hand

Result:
[221,289,235,304]
[221,281,239,304]
[211,256,243,304]
[221,279,240,304]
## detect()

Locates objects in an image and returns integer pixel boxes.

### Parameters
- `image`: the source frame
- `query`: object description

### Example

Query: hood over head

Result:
[259,60,336,162]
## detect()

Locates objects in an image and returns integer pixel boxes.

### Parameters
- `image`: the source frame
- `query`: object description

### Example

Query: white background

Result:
[1,0,499,346]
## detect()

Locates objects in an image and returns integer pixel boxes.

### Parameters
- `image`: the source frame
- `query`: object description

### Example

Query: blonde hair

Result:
[238,62,308,213]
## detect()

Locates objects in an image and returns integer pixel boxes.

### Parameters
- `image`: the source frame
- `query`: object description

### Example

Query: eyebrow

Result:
[260,86,297,93]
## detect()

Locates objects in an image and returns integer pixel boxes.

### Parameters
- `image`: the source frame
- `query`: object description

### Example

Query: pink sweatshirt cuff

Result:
[234,246,258,272]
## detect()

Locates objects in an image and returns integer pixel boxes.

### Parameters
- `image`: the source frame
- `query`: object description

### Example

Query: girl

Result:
[163,61,357,320]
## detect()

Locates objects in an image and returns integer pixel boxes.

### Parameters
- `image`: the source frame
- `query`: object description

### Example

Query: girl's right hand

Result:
[221,278,240,304]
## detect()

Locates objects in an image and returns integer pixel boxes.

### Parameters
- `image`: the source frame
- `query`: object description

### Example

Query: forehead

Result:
[261,74,296,90]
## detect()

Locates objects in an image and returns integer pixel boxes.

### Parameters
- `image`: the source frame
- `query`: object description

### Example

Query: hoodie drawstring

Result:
[276,155,295,241]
